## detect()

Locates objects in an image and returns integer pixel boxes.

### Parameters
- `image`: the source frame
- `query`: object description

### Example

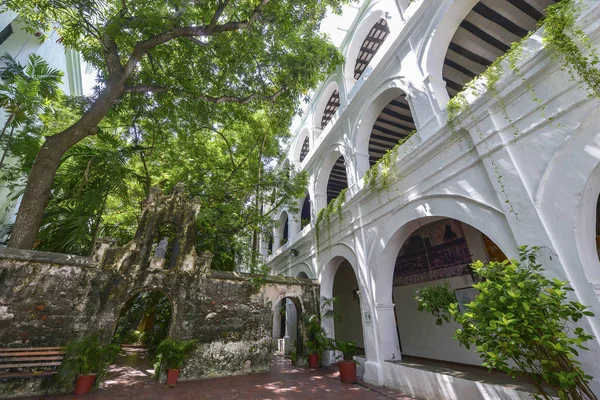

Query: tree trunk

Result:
[8,83,125,249]
[0,125,16,168]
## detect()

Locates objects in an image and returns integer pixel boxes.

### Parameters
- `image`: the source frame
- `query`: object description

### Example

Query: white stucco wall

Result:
[267,0,600,396]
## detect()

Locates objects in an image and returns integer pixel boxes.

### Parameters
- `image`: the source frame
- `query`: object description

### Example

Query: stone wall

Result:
[0,248,318,396]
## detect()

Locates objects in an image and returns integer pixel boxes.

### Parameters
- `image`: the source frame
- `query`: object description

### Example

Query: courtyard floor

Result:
[35,350,417,399]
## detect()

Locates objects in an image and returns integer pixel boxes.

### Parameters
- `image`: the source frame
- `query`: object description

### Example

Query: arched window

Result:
[320,90,341,129]
[150,222,179,269]
[368,93,415,166]
[443,0,553,98]
[354,18,390,80]
[301,194,311,229]
[299,136,310,163]
[326,155,348,204]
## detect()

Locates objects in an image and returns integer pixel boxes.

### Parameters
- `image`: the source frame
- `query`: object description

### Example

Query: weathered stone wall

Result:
[0,248,318,396]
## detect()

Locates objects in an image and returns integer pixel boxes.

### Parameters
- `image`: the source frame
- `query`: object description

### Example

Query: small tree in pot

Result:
[303,313,332,368]
[154,338,198,386]
[334,340,357,383]
[56,336,120,395]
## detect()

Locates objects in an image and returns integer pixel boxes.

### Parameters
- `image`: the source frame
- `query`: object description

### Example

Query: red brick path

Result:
[36,354,416,399]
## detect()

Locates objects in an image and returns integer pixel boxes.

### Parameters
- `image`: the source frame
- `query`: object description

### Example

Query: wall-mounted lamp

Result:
[290,249,299,257]
[383,11,391,19]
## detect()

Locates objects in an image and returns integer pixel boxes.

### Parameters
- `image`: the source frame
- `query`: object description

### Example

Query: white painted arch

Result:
[370,194,518,305]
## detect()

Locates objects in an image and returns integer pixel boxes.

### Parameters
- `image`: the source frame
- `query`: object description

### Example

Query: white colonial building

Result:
[266,0,600,398]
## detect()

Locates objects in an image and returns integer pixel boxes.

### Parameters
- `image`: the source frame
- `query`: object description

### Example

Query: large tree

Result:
[3,0,346,249]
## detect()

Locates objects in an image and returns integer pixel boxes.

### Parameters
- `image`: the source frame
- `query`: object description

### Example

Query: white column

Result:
[374,303,401,361]
[354,152,371,188]
[422,75,450,129]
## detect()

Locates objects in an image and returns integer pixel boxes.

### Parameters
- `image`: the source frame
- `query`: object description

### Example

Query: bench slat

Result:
[0,362,62,369]
[0,347,63,352]
[0,351,65,357]
[0,356,64,363]
[0,371,57,378]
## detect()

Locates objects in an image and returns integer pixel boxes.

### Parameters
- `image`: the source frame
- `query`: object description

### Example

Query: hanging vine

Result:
[363,130,417,194]
[445,0,600,219]
[315,187,348,251]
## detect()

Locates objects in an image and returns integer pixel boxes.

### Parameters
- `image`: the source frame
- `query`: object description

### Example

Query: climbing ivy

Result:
[315,188,348,250]
[445,0,600,219]
[363,130,416,194]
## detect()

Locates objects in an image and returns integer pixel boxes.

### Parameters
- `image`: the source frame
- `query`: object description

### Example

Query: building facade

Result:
[266,0,600,397]
[0,11,84,225]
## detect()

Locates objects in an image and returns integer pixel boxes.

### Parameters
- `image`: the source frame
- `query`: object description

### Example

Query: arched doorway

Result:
[332,261,365,354]
[110,290,173,384]
[271,297,302,356]
[297,271,309,279]
[390,218,506,365]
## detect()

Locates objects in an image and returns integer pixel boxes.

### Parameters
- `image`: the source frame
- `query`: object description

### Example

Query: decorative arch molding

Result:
[419,0,479,84]
[314,144,350,211]
[312,77,343,132]
[351,77,415,177]
[319,243,361,300]
[342,3,399,89]
[370,194,517,305]
[293,262,314,279]
[534,108,600,290]
[291,128,311,165]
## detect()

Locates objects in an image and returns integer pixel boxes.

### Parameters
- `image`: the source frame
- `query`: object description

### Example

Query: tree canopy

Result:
[1,0,348,261]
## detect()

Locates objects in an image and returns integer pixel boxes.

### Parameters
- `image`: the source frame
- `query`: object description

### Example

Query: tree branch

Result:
[197,93,258,104]
[208,0,231,32]
[123,0,271,77]
[123,85,169,94]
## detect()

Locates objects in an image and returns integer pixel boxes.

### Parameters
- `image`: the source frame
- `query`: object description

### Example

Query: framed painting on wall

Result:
[454,287,479,313]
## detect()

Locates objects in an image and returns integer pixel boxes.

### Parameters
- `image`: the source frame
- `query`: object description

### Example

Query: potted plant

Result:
[154,338,198,386]
[334,340,357,383]
[303,313,332,368]
[57,336,120,395]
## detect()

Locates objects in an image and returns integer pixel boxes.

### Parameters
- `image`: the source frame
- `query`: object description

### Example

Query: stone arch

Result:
[271,296,304,356]
[112,288,174,346]
[373,195,517,306]
[312,79,342,132]
[352,80,416,177]
[343,7,389,86]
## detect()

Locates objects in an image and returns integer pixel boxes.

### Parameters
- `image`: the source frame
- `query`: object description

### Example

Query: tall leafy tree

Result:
[3,0,346,249]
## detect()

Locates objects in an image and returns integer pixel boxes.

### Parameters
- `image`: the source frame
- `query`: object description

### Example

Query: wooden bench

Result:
[0,347,65,380]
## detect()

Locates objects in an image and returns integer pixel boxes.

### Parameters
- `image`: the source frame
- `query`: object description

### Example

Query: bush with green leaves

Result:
[334,340,357,362]
[414,282,456,326]
[302,297,338,361]
[56,336,120,390]
[415,246,597,399]
[153,338,198,373]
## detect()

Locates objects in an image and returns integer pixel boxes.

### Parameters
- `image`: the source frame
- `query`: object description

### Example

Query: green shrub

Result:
[56,336,120,390]
[415,246,597,399]
[153,338,198,373]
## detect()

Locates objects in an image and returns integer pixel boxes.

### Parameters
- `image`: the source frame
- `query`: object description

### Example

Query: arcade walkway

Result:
[37,352,417,399]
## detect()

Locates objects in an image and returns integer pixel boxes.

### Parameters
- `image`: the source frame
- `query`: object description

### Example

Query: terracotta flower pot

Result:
[308,353,319,368]
[74,373,97,395]
[338,360,356,384]
[166,368,180,386]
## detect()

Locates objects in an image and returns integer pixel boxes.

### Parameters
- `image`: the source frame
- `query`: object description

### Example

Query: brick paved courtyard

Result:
[32,352,416,400]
